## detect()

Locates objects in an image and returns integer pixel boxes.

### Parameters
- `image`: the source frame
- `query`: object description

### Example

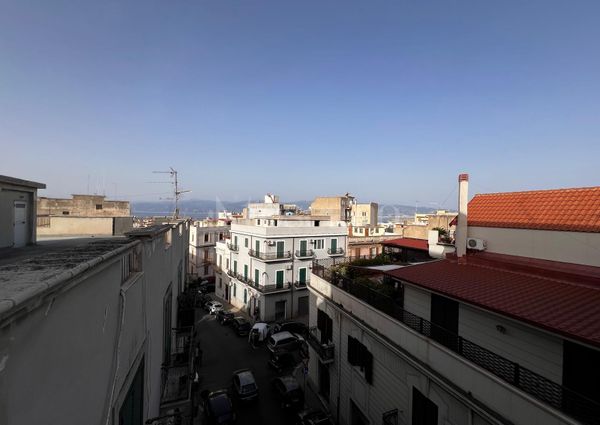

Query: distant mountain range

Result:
[132,199,441,220]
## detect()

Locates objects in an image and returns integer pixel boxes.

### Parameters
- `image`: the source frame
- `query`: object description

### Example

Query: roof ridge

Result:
[473,186,600,197]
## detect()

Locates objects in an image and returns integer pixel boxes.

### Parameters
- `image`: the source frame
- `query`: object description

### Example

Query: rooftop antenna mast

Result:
[152,167,191,219]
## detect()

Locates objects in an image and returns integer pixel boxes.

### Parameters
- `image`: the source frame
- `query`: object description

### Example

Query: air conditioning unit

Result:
[267,241,276,246]
[467,238,487,251]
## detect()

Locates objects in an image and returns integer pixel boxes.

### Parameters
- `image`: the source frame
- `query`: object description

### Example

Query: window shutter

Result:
[348,336,357,365]
[364,350,373,384]
[317,309,326,332]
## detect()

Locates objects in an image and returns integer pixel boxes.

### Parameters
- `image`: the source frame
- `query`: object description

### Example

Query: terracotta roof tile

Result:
[386,259,600,347]
[468,186,600,232]
[381,238,428,251]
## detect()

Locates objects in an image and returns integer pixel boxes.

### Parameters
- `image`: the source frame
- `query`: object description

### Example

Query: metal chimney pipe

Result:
[456,173,469,260]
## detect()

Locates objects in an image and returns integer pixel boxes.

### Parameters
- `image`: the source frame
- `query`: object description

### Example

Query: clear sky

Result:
[1,1,599,207]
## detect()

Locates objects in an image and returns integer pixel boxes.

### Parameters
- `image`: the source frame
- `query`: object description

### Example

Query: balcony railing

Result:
[166,326,193,367]
[307,326,335,364]
[245,279,291,293]
[248,249,292,261]
[295,249,315,259]
[327,247,344,256]
[294,280,309,289]
[227,243,239,252]
[311,260,600,425]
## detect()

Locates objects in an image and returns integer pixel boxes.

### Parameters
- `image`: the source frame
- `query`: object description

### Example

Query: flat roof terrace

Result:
[0,237,137,321]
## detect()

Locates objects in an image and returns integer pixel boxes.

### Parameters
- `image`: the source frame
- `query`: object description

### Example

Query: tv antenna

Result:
[152,167,191,219]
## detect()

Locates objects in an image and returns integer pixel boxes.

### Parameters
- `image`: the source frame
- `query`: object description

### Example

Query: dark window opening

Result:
[119,360,144,425]
[562,340,600,418]
[315,220,320,227]
[347,335,373,384]
[430,294,459,350]
[62,211,70,215]
[412,387,438,425]
[96,204,103,210]
[317,309,333,344]
[319,362,330,399]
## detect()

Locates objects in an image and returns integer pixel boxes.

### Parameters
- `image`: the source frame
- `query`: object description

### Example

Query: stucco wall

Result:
[468,226,600,266]
[0,188,35,248]
[37,216,114,236]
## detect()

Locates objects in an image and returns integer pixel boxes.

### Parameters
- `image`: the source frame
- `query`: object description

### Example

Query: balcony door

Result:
[299,240,307,256]
[430,294,458,350]
[255,240,260,255]
[298,267,307,285]
[277,241,284,258]
[330,238,337,253]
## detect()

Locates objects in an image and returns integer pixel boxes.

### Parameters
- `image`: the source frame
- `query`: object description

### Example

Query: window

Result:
[234,236,238,246]
[430,294,459,350]
[119,360,144,425]
[233,260,238,274]
[219,278,222,288]
[314,220,320,227]
[244,289,247,304]
[245,238,249,248]
[255,269,260,285]
[319,362,330,399]
[563,340,600,416]
[204,265,209,275]
[96,204,103,210]
[317,309,333,344]
[62,211,70,215]
[347,336,373,384]
[204,233,209,242]
[314,239,325,249]
[276,270,284,289]
[233,284,237,297]
[244,265,248,280]
[412,388,438,425]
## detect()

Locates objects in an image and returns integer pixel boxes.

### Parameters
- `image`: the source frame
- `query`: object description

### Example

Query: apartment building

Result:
[216,213,348,322]
[188,218,230,282]
[0,220,192,425]
[306,175,600,425]
[310,194,355,222]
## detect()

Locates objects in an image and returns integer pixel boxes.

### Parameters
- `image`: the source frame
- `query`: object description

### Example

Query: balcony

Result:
[249,249,292,262]
[166,327,193,367]
[307,326,335,364]
[293,280,309,289]
[245,279,292,294]
[227,243,239,252]
[295,249,315,259]
[327,247,344,256]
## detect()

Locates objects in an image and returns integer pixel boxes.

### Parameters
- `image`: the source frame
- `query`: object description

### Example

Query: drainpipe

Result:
[456,173,469,263]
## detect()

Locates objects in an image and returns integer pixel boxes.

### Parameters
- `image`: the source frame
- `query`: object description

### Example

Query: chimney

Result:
[456,173,469,261]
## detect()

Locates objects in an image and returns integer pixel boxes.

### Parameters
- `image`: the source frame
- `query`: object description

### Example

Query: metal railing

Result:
[226,243,239,251]
[294,280,309,289]
[245,279,291,293]
[248,249,292,261]
[307,326,335,363]
[295,249,315,258]
[311,260,600,425]
[37,215,50,227]
[327,247,345,256]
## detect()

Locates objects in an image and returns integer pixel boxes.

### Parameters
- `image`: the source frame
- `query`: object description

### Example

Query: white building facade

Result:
[188,219,230,283]
[216,215,348,322]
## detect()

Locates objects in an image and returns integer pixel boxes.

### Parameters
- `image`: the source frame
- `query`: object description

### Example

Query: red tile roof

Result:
[386,259,600,347]
[382,238,428,251]
[467,186,600,232]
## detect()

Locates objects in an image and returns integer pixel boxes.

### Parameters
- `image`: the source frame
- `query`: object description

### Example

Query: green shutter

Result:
[299,268,307,284]
[331,238,337,252]
[255,269,260,285]
[255,240,260,254]
[276,270,284,288]
[277,241,284,258]
[300,240,307,256]
[244,265,248,280]
[244,289,247,304]
[233,260,237,274]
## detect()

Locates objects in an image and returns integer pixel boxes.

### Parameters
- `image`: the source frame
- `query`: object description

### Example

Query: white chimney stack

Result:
[456,173,469,260]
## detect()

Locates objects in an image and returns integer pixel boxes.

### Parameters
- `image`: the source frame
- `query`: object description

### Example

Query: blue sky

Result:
[1,1,599,207]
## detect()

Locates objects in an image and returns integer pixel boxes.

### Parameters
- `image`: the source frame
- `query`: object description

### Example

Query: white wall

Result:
[468,226,600,267]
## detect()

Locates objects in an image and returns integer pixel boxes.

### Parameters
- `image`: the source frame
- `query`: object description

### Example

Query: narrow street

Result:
[194,307,309,425]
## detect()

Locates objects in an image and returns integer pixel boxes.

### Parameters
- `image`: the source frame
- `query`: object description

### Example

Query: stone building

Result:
[38,194,130,217]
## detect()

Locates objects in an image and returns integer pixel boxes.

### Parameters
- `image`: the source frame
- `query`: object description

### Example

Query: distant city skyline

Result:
[2,1,599,204]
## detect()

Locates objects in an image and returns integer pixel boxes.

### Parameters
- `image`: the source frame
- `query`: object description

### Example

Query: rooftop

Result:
[0,237,136,321]
[0,175,46,189]
[466,186,600,232]
[386,255,600,348]
[381,237,429,251]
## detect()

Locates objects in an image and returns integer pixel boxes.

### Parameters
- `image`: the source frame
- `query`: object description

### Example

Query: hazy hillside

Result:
[132,199,440,220]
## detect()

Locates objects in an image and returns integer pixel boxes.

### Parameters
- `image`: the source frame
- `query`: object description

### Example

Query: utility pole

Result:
[152,167,191,219]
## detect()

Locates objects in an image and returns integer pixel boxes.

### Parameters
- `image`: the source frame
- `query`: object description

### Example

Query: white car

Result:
[204,300,218,312]
[209,303,224,315]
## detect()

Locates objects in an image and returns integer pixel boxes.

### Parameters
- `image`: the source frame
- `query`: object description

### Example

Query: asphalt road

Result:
[194,309,306,425]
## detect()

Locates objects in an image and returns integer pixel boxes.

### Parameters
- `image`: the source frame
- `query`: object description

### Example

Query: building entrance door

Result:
[275,300,286,321]
[13,201,28,247]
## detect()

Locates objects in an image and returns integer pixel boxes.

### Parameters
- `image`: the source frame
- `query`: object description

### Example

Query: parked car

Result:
[272,376,304,410]
[271,321,308,337]
[210,303,224,315]
[249,322,270,342]
[267,331,301,354]
[295,409,334,425]
[201,389,236,424]
[232,317,252,336]
[205,300,218,312]
[217,310,235,325]
[268,351,301,374]
[196,294,211,309]
[231,369,259,401]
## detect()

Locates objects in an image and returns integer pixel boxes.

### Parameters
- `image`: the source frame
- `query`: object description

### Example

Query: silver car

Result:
[232,369,258,401]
